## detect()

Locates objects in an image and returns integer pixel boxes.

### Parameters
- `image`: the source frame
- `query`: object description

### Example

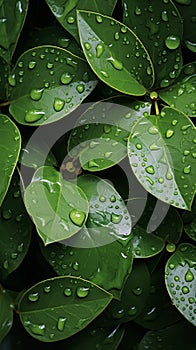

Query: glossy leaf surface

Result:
[160,62,196,117]
[0,0,29,63]
[0,169,32,280]
[132,225,165,258]
[0,114,21,207]
[123,0,183,88]
[165,243,196,326]
[68,98,151,171]
[18,276,112,342]
[77,11,154,95]
[24,166,89,245]
[182,197,196,241]
[45,0,117,42]
[128,107,196,210]
[0,286,13,343]
[8,46,97,125]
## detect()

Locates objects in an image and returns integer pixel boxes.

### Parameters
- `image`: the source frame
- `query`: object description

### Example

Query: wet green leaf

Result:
[0,0,29,63]
[165,243,196,326]
[123,0,183,88]
[0,114,21,207]
[18,276,112,342]
[0,57,10,101]
[68,97,151,171]
[128,107,196,210]
[132,225,165,258]
[8,46,97,125]
[0,169,32,280]
[24,166,89,245]
[0,286,13,343]
[77,11,154,95]
[160,62,196,117]
[182,197,196,241]
[45,0,117,42]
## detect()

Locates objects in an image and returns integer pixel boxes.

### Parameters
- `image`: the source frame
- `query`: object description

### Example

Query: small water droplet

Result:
[107,57,123,70]
[84,42,91,50]
[30,88,44,101]
[88,160,99,168]
[104,151,112,158]
[28,292,39,302]
[2,209,12,220]
[133,287,143,296]
[96,43,104,58]
[96,15,103,23]
[60,72,73,84]
[165,35,180,50]
[28,61,37,69]
[188,297,195,304]
[100,70,109,78]
[53,98,65,112]
[76,286,90,298]
[30,323,45,336]
[64,288,72,296]
[69,209,85,227]
[185,269,194,282]
[182,286,190,294]
[114,32,120,40]
[183,165,191,174]
[165,129,174,138]
[76,84,85,93]
[110,195,116,202]
[136,143,142,150]
[17,243,24,253]
[172,119,178,126]
[3,260,9,269]
[99,195,106,202]
[57,317,67,331]
[111,213,122,224]
[161,10,168,21]
[169,263,175,270]
[148,126,159,134]
[145,165,155,175]
[67,16,75,24]
[8,74,16,86]
[25,110,45,123]
[11,252,18,259]
[135,7,142,15]
[72,262,79,271]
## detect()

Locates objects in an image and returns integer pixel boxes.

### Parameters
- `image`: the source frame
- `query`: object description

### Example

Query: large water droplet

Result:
[76,286,90,298]
[165,35,180,50]
[30,88,44,101]
[69,209,85,227]
[57,317,67,331]
[185,269,194,282]
[30,323,45,336]
[8,74,16,86]
[25,110,45,123]
[145,165,155,175]
[53,98,65,112]
[96,43,104,58]
[107,57,123,70]
[28,61,37,69]
[28,292,39,302]
[182,286,190,294]
[111,213,122,224]
[60,72,73,84]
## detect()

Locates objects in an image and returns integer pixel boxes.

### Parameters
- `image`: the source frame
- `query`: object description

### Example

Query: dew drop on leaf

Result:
[28,61,36,69]
[53,98,65,112]
[69,209,86,227]
[25,110,45,123]
[165,35,180,50]
[64,288,72,297]
[60,72,73,84]
[145,165,155,175]
[107,57,123,70]
[76,84,85,93]
[57,317,67,331]
[76,287,90,298]
[2,209,12,220]
[28,292,39,302]
[111,213,122,224]
[96,43,104,58]
[30,88,44,101]
[185,269,194,282]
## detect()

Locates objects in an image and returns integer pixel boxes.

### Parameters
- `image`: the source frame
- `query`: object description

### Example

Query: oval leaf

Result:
[160,62,196,117]
[128,107,196,210]
[77,11,154,95]
[8,46,97,125]
[18,276,112,342]
[0,286,13,343]
[123,0,183,88]
[0,169,32,280]
[0,114,21,207]
[24,166,89,245]
[165,243,196,326]
[68,98,151,171]
[0,0,29,63]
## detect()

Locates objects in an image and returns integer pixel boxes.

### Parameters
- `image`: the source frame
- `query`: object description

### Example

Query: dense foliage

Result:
[0,0,195,349]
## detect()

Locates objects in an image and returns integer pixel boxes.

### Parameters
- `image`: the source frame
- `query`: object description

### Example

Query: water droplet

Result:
[72,262,79,271]
[30,323,45,336]
[182,286,190,294]
[149,143,160,151]
[76,84,85,93]
[146,66,152,75]
[47,62,53,69]
[121,26,127,33]
[84,42,91,50]
[135,7,142,15]
[30,88,44,101]
[111,213,122,224]
[69,209,85,227]
[133,287,143,296]
[28,292,39,302]
[8,74,16,86]
[88,160,99,168]
[161,10,168,21]
[76,286,90,298]
[57,317,67,331]
[64,288,72,296]
[172,119,178,126]
[60,72,73,84]
[16,214,23,222]
[188,297,195,304]
[110,195,116,203]
[136,143,142,150]
[169,263,175,270]
[11,252,18,259]
[114,32,120,40]
[160,79,170,87]
[96,43,104,58]
[3,260,9,269]
[145,165,155,175]
[104,151,112,158]
[28,61,36,69]
[67,16,75,24]
[148,126,159,134]
[2,209,12,220]
[165,35,180,50]
[25,110,45,123]
[99,195,106,202]
[53,98,65,112]
[107,57,123,70]
[96,15,103,23]
[165,129,174,138]
[100,70,109,78]
[183,165,191,174]
[185,269,194,282]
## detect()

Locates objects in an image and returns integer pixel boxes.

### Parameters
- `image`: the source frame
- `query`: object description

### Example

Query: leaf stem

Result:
[154,100,159,115]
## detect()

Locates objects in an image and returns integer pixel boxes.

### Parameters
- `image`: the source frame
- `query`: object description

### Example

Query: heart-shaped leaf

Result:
[131,225,165,258]
[45,0,117,42]
[182,197,196,241]
[8,46,97,125]
[165,243,196,326]
[0,0,29,63]
[0,286,13,343]
[0,169,32,280]
[122,0,183,88]
[18,276,112,342]
[0,114,21,207]
[68,97,151,171]
[127,107,196,210]
[160,62,196,117]
[24,166,89,245]
[77,11,154,95]
[41,174,133,296]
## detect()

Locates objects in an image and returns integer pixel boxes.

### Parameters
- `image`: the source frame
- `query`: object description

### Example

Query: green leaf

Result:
[40,174,133,295]
[137,320,196,350]
[127,107,196,210]
[0,0,29,63]
[68,97,151,171]
[77,11,154,95]
[160,62,196,117]
[132,225,165,258]
[0,286,13,343]
[122,0,183,88]
[0,169,32,280]
[0,114,21,207]
[0,57,10,100]
[18,276,112,342]
[165,243,196,326]
[8,46,98,125]
[182,197,196,241]
[24,166,89,245]
[45,0,117,42]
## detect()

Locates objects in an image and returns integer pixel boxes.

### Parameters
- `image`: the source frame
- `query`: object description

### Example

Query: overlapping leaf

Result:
[8,46,97,125]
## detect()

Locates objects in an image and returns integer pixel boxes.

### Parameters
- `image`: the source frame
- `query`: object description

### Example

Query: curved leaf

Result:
[127,107,196,210]
[8,46,97,125]
[0,169,32,280]
[165,243,196,326]
[18,276,112,342]
[0,0,29,63]
[0,286,13,343]
[24,166,89,245]
[182,197,196,241]
[68,98,151,171]
[77,11,154,95]
[123,0,183,88]
[160,62,196,117]
[0,114,21,207]
[45,0,117,42]
[132,225,165,258]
